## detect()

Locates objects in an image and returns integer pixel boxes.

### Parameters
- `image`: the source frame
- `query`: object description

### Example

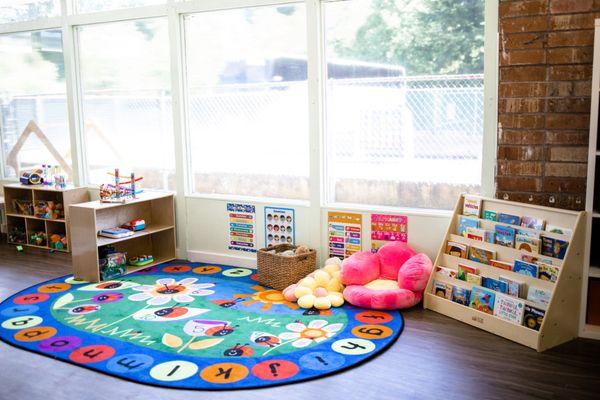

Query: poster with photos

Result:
[371,213,408,252]
[328,211,362,259]
[227,203,256,252]
[264,207,295,247]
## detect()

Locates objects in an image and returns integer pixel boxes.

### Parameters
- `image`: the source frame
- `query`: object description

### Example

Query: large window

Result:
[324,0,485,210]
[77,18,174,190]
[184,4,310,200]
[0,1,59,23]
[0,29,70,179]
[76,0,165,14]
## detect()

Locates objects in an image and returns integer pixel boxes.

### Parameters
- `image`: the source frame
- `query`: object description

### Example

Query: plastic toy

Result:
[19,168,44,185]
[49,233,67,250]
[99,168,143,203]
[29,231,47,247]
[282,257,345,310]
[33,201,64,220]
[128,255,154,267]
[99,245,127,280]
[13,199,33,216]
[8,226,26,244]
[340,241,432,310]
[121,218,146,231]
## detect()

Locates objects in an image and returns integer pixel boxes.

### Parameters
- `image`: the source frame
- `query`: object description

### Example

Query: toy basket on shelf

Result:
[257,244,317,290]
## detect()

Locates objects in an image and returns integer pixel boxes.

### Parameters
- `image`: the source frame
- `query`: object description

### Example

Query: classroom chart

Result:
[264,207,295,247]
[328,212,362,259]
[371,214,408,252]
[227,203,257,253]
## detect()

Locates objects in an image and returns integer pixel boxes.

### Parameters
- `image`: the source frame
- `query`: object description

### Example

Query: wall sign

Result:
[370,214,408,252]
[328,211,362,259]
[227,203,256,252]
[264,206,295,247]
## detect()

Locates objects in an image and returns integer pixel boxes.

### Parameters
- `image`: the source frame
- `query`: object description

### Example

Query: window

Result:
[77,18,174,190]
[76,0,165,14]
[0,1,59,23]
[0,30,71,179]
[324,0,485,210]
[184,4,310,200]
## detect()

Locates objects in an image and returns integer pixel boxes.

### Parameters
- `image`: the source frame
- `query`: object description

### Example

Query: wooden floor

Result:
[0,243,599,400]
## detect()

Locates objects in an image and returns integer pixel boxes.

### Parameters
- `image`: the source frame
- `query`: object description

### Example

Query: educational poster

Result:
[264,206,295,248]
[370,214,408,252]
[227,203,256,253]
[328,211,362,259]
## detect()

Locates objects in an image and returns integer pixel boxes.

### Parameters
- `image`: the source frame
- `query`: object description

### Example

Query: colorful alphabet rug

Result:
[0,261,403,389]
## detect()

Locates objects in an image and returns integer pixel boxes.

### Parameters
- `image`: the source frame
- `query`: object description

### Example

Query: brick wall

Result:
[497,0,598,210]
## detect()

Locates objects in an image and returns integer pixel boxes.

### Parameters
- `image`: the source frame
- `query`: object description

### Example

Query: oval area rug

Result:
[0,261,403,389]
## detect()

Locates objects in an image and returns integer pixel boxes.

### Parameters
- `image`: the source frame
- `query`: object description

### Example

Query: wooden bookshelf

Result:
[2,183,89,252]
[423,194,585,352]
[70,192,176,282]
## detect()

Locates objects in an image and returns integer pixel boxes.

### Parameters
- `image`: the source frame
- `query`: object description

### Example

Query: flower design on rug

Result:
[128,278,215,305]
[278,320,343,348]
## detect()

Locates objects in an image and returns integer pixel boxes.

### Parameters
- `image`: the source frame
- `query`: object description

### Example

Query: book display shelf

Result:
[424,194,585,352]
[3,183,89,252]
[70,192,176,282]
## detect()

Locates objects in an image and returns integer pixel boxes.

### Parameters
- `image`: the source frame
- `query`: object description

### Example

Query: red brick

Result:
[547,47,594,64]
[546,81,575,96]
[547,30,594,47]
[548,65,593,80]
[501,49,546,65]
[498,145,545,160]
[500,98,545,113]
[574,80,593,96]
[502,32,546,49]
[546,113,590,129]
[550,0,593,14]
[545,162,588,177]
[543,177,587,193]
[547,97,591,113]
[498,160,543,176]
[499,114,546,129]
[499,129,545,145]
[499,82,546,98]
[500,66,547,81]
[500,16,549,33]
[495,176,543,192]
[548,146,589,161]
[500,0,549,17]
[550,13,595,30]
[546,130,590,145]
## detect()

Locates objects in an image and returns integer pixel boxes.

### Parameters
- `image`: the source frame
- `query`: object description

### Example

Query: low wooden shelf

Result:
[70,192,176,282]
[424,194,585,352]
[2,183,89,252]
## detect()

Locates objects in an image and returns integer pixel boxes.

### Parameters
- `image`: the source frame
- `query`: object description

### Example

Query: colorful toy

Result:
[29,231,47,247]
[121,218,146,231]
[340,241,432,310]
[128,255,154,267]
[13,199,33,216]
[8,226,26,244]
[33,200,64,219]
[19,168,44,185]
[99,245,127,280]
[282,257,345,310]
[49,233,67,250]
[99,168,143,203]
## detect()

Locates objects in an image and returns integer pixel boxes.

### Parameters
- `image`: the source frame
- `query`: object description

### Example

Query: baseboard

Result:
[186,250,257,269]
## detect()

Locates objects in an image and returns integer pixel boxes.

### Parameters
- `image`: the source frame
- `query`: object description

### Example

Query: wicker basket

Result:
[257,244,317,290]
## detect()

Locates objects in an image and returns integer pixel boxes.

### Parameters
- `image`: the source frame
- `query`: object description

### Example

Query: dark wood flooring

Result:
[0,243,599,400]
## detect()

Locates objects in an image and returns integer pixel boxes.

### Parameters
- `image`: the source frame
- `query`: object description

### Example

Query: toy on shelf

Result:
[19,168,45,185]
[49,233,67,250]
[282,257,345,310]
[99,245,127,280]
[33,200,64,220]
[128,255,154,267]
[12,199,33,215]
[121,218,146,231]
[8,226,26,244]
[99,168,143,203]
[29,231,47,247]
[98,227,134,239]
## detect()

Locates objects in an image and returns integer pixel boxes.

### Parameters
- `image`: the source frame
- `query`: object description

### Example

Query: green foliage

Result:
[334,0,485,75]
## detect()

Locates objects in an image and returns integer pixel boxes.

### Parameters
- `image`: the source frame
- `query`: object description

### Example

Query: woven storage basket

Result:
[257,244,317,290]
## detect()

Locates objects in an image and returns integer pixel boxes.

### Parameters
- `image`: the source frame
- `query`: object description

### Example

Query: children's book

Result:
[517,228,540,239]
[484,230,495,243]
[520,216,545,230]
[463,196,482,217]
[466,273,482,286]
[495,225,516,247]
[540,236,569,260]
[482,276,508,293]
[521,254,554,266]
[527,287,552,306]
[515,234,540,253]
[446,241,468,258]
[98,227,134,239]
[457,264,477,281]
[538,262,559,283]
[466,227,486,241]
[545,224,573,237]
[513,260,538,278]
[493,293,525,325]
[490,259,513,271]
[523,304,545,331]
[482,210,497,221]
[458,215,479,237]
[451,286,470,305]
[434,281,453,300]
[499,276,524,298]
[498,213,520,226]
[468,246,495,265]
[469,285,496,315]
[436,266,457,279]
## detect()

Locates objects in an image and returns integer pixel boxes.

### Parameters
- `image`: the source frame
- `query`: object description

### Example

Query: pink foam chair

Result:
[340,242,433,310]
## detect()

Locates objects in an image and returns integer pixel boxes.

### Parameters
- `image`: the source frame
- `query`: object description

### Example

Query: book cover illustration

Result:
[541,236,569,260]
[493,293,525,325]
[498,213,520,226]
[451,286,470,305]
[466,272,482,286]
[482,276,508,293]
[490,259,513,271]
[495,224,516,247]
[523,305,545,331]
[513,260,538,278]
[499,276,523,298]
[463,195,482,217]
[545,224,573,237]
[457,264,477,281]
[517,229,540,239]
[538,263,559,282]
[436,266,457,279]
[527,286,552,306]
[458,215,479,237]
[434,281,453,300]
[466,227,485,241]
[515,234,540,253]
[483,210,497,221]
[521,254,554,266]
[468,246,495,265]
[446,241,468,258]
[484,230,495,243]
[520,216,545,231]
[469,286,496,314]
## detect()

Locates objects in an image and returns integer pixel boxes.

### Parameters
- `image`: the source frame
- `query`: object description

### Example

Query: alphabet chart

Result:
[370,213,408,252]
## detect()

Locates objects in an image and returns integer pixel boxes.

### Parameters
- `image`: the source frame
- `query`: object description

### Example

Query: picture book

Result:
[516,228,540,239]
[515,234,540,254]
[433,281,453,300]
[540,236,569,260]
[482,210,497,221]
[520,216,545,231]
[513,260,538,278]
[466,273,482,286]
[457,264,477,281]
[521,254,554,266]
[482,276,508,293]
[538,262,559,283]
[468,246,495,265]
[98,227,134,239]
[527,286,552,306]
[484,230,495,243]
[545,224,573,237]
[451,286,470,305]
[499,276,524,298]
[490,259,513,271]
[468,285,496,315]
[463,195,482,217]
[436,266,457,279]
[523,304,545,331]
[493,293,525,325]
[466,227,485,241]
[498,213,520,226]
[458,215,479,237]
[446,241,468,258]
[494,224,516,247]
